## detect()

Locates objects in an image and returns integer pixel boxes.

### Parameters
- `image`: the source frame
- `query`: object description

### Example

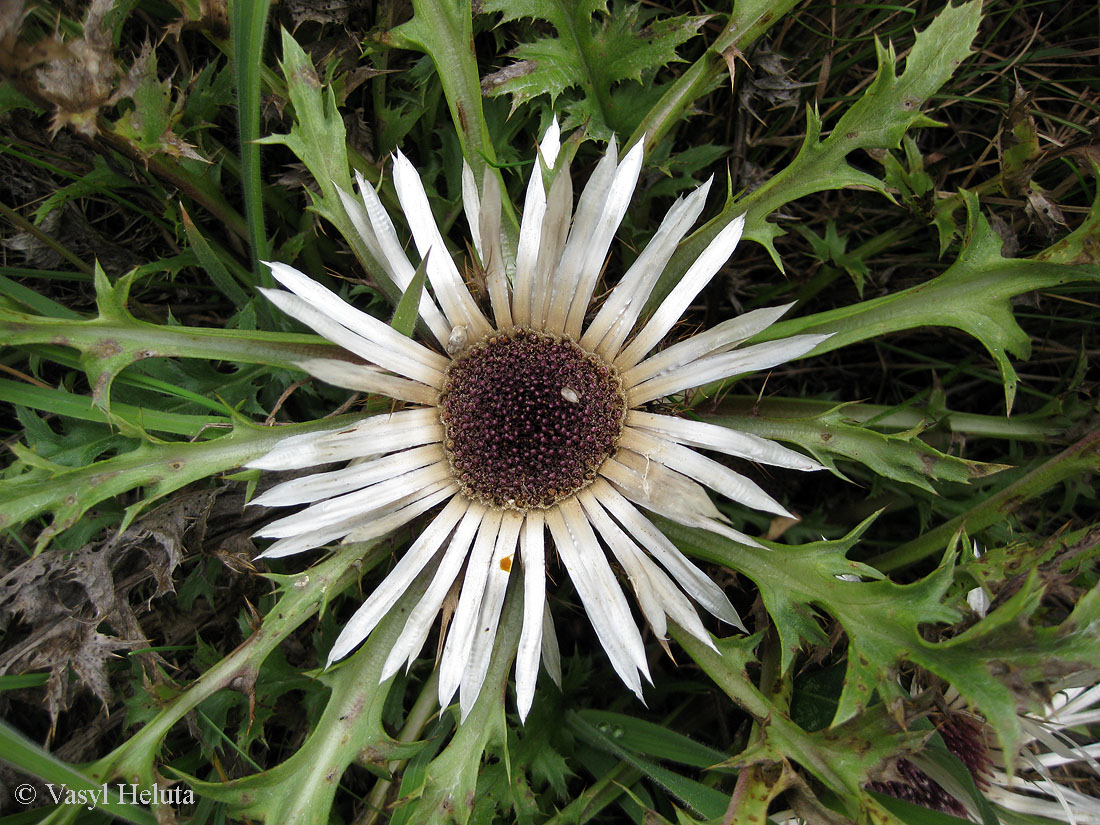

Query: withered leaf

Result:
[32,0,119,136]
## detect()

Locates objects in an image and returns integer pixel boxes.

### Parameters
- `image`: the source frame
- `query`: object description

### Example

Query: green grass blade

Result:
[0,673,49,691]
[390,253,429,337]
[230,0,273,280]
[0,378,230,437]
[575,710,728,769]
[0,274,81,319]
[0,721,158,825]
[567,711,730,819]
[181,206,253,308]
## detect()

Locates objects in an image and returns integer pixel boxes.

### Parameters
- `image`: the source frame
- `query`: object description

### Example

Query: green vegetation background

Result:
[0,0,1097,823]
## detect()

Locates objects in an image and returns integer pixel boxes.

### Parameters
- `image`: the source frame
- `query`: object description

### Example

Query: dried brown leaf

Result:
[1024,184,1068,238]
[0,490,221,725]
[33,0,118,136]
[285,0,363,26]
[164,0,229,38]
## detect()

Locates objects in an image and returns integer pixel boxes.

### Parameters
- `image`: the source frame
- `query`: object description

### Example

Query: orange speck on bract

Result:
[500,555,513,573]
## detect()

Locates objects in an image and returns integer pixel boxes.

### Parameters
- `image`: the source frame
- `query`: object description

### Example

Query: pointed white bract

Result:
[438,509,504,707]
[986,683,1100,824]
[348,171,453,347]
[249,124,826,720]
[546,503,650,699]
[326,495,468,664]
[582,178,713,360]
[380,502,486,681]
[459,511,523,719]
[513,120,561,328]
[615,214,747,371]
[516,512,546,720]
[564,138,644,339]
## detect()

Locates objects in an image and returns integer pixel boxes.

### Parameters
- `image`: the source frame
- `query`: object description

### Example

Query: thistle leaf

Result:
[708,404,1010,494]
[0,416,356,552]
[652,0,983,293]
[481,0,706,139]
[261,30,403,307]
[663,519,1100,778]
[755,192,1100,413]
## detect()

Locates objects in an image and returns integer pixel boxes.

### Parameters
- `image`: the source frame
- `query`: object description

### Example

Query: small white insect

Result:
[446,325,468,355]
[561,386,580,404]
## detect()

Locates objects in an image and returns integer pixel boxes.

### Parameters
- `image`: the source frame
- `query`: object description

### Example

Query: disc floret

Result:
[439,328,627,510]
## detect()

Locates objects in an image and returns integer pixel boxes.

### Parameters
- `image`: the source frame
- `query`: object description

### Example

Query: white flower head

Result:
[248,120,829,720]
[865,680,1100,823]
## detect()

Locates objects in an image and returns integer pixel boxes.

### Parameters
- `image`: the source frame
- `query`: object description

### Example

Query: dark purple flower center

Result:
[871,715,992,816]
[439,328,626,510]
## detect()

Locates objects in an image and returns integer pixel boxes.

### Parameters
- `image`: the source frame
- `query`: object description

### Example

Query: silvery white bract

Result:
[249,121,829,720]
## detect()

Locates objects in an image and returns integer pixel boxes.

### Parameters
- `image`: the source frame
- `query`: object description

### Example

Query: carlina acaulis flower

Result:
[248,119,831,720]
[870,683,1100,823]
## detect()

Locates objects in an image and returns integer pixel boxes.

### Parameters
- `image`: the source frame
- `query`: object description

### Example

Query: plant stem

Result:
[712,396,1067,441]
[0,200,93,275]
[0,306,344,370]
[359,670,441,825]
[628,0,803,154]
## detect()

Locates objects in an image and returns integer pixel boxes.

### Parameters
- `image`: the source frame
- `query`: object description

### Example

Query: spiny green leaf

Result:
[884,135,935,204]
[83,264,149,418]
[749,0,981,256]
[707,403,1010,494]
[0,295,343,385]
[98,541,383,794]
[680,621,925,816]
[959,531,1100,598]
[481,0,705,138]
[651,0,982,295]
[389,594,520,825]
[0,415,356,552]
[91,261,137,323]
[261,30,404,306]
[178,569,425,825]
[874,429,1100,572]
[388,717,454,825]
[387,0,502,201]
[829,1,980,153]
[12,406,129,469]
[111,44,200,161]
[506,701,574,800]
[263,29,353,195]
[753,193,1100,412]
[0,281,342,448]
[663,518,1100,774]
[796,220,872,296]
[1035,169,1100,267]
